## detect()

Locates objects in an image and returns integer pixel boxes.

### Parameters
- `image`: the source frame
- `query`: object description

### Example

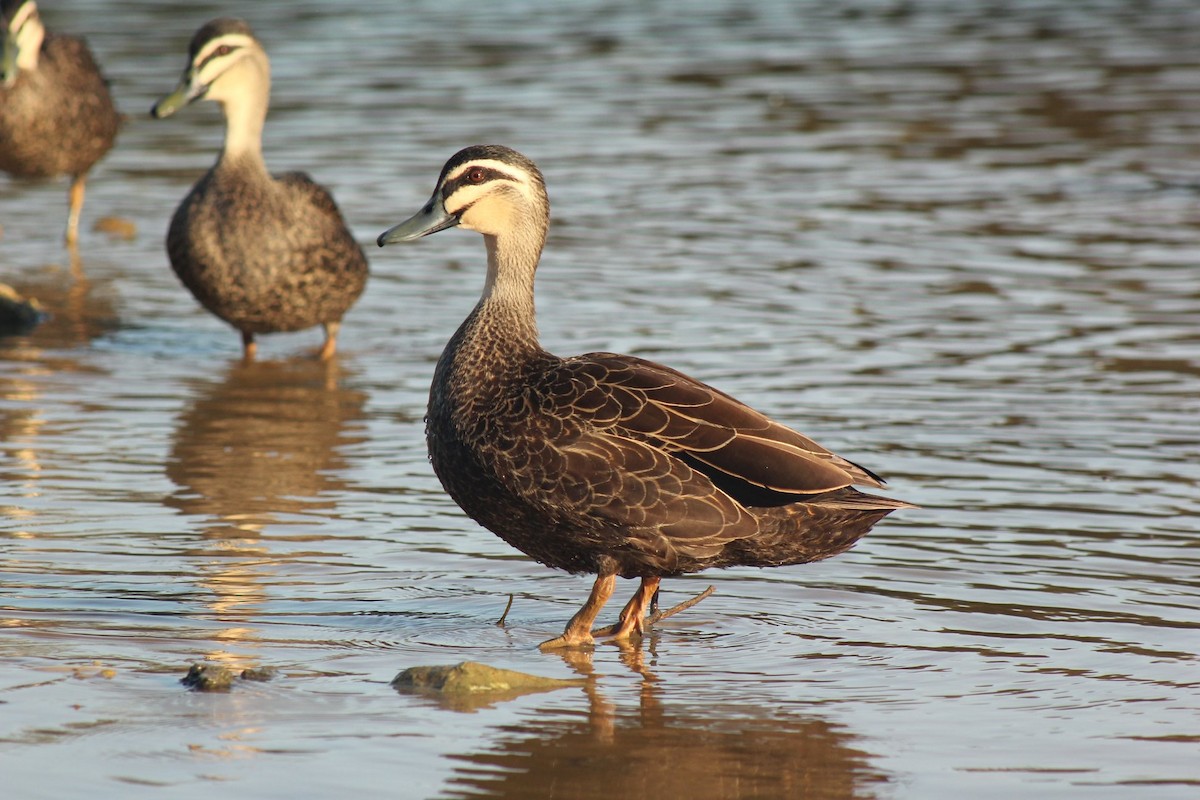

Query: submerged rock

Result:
[240,666,277,682]
[180,663,276,692]
[181,663,235,692]
[393,661,583,711]
[93,216,137,241]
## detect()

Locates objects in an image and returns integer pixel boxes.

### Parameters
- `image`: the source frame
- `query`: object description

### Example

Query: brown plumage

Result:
[0,0,120,244]
[378,145,913,649]
[152,18,367,360]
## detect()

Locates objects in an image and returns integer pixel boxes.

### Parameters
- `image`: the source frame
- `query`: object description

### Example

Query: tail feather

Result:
[724,487,915,567]
[806,490,918,512]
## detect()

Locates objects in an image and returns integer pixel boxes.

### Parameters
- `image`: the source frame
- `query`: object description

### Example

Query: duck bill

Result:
[377,197,459,247]
[150,71,206,119]
[2,30,17,87]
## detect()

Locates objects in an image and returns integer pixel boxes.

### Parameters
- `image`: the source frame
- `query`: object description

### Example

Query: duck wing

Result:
[553,352,885,497]
[537,420,756,564]
[509,352,889,567]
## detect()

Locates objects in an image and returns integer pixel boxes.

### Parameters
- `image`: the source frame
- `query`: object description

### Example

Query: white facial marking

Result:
[193,32,257,85]
[443,159,532,217]
[444,159,520,184]
[8,2,37,35]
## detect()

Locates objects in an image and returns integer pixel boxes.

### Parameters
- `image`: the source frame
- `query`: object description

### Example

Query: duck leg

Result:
[241,330,257,361]
[65,172,88,246]
[593,582,716,641]
[538,573,615,651]
[317,321,340,360]
[593,577,660,641]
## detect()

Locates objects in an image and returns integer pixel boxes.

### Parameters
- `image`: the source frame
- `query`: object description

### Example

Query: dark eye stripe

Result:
[447,166,512,193]
[196,43,239,71]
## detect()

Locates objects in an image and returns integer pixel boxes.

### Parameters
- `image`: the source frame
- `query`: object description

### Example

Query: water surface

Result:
[2,1,1198,798]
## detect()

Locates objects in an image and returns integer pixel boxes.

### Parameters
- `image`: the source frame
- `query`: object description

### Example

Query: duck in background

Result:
[152,18,367,361]
[0,0,120,245]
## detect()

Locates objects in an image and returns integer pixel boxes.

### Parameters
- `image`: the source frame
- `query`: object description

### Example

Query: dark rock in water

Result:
[181,663,236,692]
[240,666,277,682]
[0,284,45,335]
[393,661,583,711]
[180,663,278,691]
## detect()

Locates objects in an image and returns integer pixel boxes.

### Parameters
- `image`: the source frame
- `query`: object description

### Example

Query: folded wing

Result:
[552,352,885,497]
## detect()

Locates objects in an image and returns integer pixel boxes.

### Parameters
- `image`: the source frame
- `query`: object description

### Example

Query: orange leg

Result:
[241,330,257,361]
[539,574,616,651]
[317,321,340,361]
[593,577,661,641]
[65,173,87,245]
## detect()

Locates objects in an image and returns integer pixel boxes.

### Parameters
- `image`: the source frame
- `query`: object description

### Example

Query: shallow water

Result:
[2,0,1199,797]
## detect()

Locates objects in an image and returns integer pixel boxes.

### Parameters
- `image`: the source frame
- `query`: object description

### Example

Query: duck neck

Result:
[472,224,544,355]
[214,61,269,171]
[10,5,43,72]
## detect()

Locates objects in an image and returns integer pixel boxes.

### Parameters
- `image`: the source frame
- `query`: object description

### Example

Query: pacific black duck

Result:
[151,18,367,360]
[0,0,120,245]
[377,145,914,649]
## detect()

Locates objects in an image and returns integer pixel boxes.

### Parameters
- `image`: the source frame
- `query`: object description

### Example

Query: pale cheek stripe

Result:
[9,4,36,35]
[194,34,255,71]
[445,160,520,183]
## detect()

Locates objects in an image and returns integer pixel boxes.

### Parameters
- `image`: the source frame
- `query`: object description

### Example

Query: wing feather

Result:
[554,352,885,495]
[490,351,891,563]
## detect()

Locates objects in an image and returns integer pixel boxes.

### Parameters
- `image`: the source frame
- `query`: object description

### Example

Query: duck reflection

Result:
[440,644,887,800]
[164,356,367,663]
[0,250,120,504]
[0,248,120,355]
[164,356,367,537]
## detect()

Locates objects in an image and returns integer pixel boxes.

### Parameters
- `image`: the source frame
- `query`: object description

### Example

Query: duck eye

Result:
[216,44,233,57]
[466,167,487,184]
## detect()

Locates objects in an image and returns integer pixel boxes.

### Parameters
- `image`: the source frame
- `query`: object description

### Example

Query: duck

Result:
[151,18,367,361]
[377,145,914,650]
[0,0,120,245]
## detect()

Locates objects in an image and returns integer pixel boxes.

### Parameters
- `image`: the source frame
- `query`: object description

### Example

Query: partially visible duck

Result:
[0,0,120,245]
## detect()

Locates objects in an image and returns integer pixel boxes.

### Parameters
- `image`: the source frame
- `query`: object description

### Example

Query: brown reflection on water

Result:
[441,646,887,800]
[164,356,368,536]
[0,248,121,357]
[0,251,121,523]
[163,356,367,663]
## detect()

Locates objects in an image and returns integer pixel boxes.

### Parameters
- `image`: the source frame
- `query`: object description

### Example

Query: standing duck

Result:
[152,18,367,360]
[0,0,120,245]
[377,145,914,649]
